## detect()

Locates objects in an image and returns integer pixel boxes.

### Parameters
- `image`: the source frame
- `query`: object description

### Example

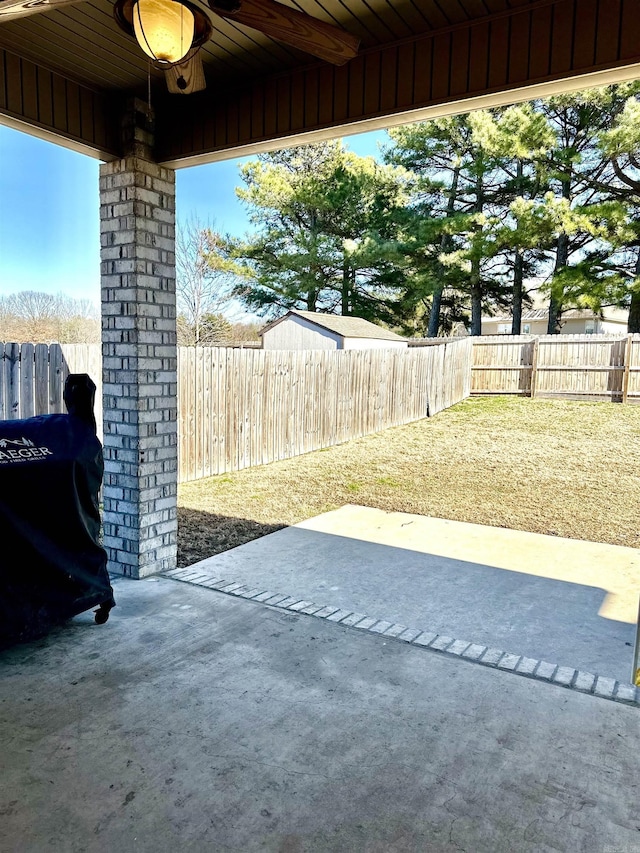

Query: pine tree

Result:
[537,86,637,332]
[230,141,408,322]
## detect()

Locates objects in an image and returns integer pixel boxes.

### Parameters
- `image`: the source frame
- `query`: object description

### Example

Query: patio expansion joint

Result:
[163,568,640,708]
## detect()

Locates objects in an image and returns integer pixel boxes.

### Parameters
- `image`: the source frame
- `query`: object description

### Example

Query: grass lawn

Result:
[177,395,640,567]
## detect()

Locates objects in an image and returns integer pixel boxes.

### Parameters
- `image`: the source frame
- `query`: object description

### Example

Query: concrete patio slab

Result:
[1,575,639,853]
[187,505,640,682]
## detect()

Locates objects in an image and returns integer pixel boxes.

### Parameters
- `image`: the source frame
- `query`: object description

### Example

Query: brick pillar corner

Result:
[99,103,177,578]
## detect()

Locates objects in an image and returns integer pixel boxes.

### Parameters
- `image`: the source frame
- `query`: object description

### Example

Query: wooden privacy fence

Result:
[177,339,472,482]
[472,334,640,403]
[0,342,103,431]
[0,339,472,483]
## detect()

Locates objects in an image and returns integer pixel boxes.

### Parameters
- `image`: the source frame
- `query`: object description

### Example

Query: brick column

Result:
[99,102,177,578]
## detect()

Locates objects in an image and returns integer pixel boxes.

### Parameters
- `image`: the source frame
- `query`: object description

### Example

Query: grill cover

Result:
[0,374,115,647]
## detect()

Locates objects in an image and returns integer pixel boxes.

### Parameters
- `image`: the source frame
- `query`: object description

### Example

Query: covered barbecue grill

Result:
[0,374,115,648]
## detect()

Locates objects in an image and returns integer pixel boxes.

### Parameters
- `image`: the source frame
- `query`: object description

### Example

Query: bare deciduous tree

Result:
[0,291,100,343]
[176,218,243,346]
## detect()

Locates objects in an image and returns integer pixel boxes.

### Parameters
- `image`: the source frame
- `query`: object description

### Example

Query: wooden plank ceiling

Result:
[0,0,552,92]
[1,0,640,164]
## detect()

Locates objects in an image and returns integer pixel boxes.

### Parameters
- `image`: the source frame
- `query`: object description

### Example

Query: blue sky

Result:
[0,125,388,308]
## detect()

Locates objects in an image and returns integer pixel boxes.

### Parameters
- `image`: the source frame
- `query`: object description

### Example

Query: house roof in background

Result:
[260,310,406,341]
[486,308,628,324]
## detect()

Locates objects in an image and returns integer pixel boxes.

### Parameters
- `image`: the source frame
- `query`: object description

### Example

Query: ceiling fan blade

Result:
[0,0,82,22]
[165,53,207,95]
[209,0,359,66]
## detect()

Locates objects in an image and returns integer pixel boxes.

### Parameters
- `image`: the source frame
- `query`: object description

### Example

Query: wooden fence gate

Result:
[471,334,640,403]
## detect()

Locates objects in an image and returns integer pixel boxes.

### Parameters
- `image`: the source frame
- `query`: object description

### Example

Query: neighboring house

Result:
[260,310,408,350]
[481,307,629,336]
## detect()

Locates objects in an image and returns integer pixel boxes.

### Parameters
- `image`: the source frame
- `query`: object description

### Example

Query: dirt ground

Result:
[177,395,640,567]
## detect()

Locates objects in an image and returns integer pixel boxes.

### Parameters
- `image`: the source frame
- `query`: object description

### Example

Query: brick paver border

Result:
[162,566,639,708]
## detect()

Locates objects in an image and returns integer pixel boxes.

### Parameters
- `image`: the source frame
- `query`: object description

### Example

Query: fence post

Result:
[622,334,632,404]
[530,337,540,399]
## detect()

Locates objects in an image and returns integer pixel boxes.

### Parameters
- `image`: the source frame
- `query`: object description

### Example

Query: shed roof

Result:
[260,310,406,341]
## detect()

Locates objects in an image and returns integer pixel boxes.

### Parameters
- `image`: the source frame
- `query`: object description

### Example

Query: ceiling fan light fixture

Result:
[132,0,194,64]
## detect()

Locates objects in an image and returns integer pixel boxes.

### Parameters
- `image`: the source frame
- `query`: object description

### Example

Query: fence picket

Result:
[34,344,49,414]
[5,343,20,419]
[19,343,35,419]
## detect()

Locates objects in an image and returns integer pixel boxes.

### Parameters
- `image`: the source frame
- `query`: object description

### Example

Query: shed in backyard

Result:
[260,311,408,350]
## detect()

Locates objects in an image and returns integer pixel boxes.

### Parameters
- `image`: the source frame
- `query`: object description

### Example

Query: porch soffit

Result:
[0,0,639,165]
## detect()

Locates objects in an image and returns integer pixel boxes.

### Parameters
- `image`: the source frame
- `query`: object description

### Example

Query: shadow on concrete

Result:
[195,518,638,682]
[1,576,639,852]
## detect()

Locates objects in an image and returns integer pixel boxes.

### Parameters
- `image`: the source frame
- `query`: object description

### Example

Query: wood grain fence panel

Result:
[222,348,232,472]
[251,348,262,465]
[202,347,212,478]
[534,335,625,400]
[213,348,224,475]
[443,342,456,411]
[273,350,283,461]
[47,344,64,414]
[434,344,445,413]
[471,334,632,401]
[284,352,294,459]
[295,351,306,456]
[326,350,339,449]
[244,348,254,467]
[443,344,454,411]
[230,348,241,471]
[303,351,314,453]
[189,345,199,481]
[265,350,275,462]
[350,352,361,437]
[282,351,292,458]
[186,346,196,481]
[365,349,376,432]
[360,351,370,435]
[235,346,244,470]
[247,348,259,467]
[471,335,534,395]
[625,334,640,403]
[19,343,35,419]
[0,344,5,420]
[405,351,417,423]
[195,346,204,480]
[262,350,274,463]
[426,346,439,415]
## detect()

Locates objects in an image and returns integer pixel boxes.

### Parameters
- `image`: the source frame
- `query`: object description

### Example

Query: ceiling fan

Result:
[0,0,360,94]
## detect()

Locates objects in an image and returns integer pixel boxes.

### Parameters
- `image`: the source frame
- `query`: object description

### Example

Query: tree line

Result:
[0,291,101,343]
[195,83,640,337]
[0,282,261,347]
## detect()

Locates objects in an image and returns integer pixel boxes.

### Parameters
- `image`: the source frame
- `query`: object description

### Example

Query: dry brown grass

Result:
[177,396,640,566]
